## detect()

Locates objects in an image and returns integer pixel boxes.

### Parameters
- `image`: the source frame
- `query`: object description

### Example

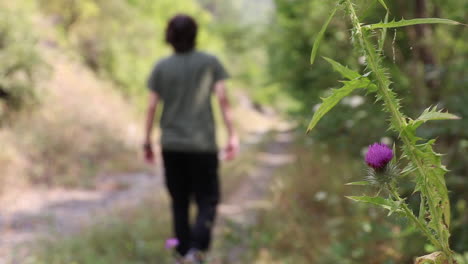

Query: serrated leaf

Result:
[364,18,462,30]
[345,181,371,186]
[306,78,369,133]
[323,57,360,80]
[310,4,339,64]
[403,139,452,231]
[323,57,379,92]
[405,107,459,142]
[416,106,460,123]
[346,195,400,211]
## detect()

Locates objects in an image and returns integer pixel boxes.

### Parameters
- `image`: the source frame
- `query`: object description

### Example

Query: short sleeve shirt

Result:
[147,50,229,152]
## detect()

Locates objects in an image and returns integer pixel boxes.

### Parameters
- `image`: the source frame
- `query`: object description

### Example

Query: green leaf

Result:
[416,106,460,123]
[378,11,390,52]
[403,139,452,234]
[408,106,460,132]
[310,4,339,64]
[377,0,388,10]
[401,163,417,176]
[364,18,462,30]
[323,57,360,80]
[345,181,371,186]
[346,195,400,211]
[306,78,369,133]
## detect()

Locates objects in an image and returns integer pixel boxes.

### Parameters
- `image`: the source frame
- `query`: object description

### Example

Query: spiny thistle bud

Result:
[365,143,393,170]
[365,143,398,186]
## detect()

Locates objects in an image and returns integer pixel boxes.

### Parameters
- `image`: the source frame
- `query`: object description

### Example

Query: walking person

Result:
[143,14,239,264]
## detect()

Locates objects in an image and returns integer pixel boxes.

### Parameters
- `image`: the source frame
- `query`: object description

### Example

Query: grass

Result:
[24,196,173,264]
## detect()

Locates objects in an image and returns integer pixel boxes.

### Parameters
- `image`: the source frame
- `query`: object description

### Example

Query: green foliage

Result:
[323,57,361,80]
[412,106,461,129]
[310,5,339,64]
[376,0,388,10]
[306,57,377,132]
[269,0,393,154]
[346,196,402,213]
[38,0,223,103]
[268,0,353,110]
[269,0,467,155]
[0,3,45,123]
[29,201,172,264]
[363,18,462,30]
[306,78,372,132]
[307,0,463,262]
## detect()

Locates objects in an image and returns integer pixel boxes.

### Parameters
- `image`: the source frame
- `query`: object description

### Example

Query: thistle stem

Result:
[344,0,453,261]
[387,185,443,250]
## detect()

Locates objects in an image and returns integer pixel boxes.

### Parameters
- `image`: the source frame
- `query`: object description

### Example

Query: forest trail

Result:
[0,38,297,263]
[0,127,296,264]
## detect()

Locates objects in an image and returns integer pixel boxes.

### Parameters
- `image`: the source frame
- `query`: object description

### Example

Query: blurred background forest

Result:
[0,0,466,263]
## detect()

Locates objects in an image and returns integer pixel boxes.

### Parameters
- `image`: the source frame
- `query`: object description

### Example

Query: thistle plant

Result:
[306,1,464,263]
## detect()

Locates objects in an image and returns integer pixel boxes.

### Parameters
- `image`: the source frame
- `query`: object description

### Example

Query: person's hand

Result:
[143,142,155,164]
[222,134,239,161]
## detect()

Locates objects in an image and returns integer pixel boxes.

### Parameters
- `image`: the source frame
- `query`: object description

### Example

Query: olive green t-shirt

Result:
[147,50,229,152]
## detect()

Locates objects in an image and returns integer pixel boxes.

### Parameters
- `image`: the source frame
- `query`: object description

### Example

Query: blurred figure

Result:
[143,14,239,264]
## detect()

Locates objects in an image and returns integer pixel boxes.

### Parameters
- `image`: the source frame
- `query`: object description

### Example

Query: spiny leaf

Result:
[364,18,462,30]
[323,57,360,80]
[403,140,452,230]
[346,195,400,212]
[405,107,460,140]
[401,163,417,176]
[345,181,371,186]
[306,78,369,133]
[310,4,339,64]
[416,106,460,123]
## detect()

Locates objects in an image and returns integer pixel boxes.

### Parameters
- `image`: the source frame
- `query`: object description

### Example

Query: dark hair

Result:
[165,14,197,53]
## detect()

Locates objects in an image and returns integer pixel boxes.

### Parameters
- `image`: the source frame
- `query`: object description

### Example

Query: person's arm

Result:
[143,91,160,163]
[214,80,239,160]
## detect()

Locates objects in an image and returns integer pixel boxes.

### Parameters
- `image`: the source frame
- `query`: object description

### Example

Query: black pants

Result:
[162,150,220,256]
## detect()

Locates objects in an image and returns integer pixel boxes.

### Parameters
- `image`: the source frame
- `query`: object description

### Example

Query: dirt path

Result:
[214,129,296,263]
[0,170,164,263]
[0,128,295,264]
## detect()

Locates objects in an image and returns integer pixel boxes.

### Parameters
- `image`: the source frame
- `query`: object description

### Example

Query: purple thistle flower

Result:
[165,238,179,249]
[365,143,393,170]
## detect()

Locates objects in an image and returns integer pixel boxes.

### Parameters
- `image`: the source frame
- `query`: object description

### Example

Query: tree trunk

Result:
[414,0,441,104]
